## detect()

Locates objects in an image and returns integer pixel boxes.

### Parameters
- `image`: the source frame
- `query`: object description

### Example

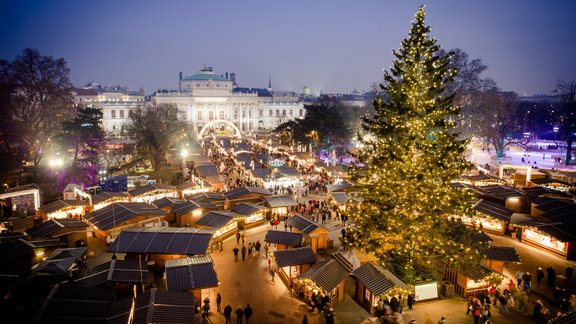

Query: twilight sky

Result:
[1,0,575,96]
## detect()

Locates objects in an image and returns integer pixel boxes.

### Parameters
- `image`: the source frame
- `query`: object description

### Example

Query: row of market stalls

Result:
[452,178,576,260]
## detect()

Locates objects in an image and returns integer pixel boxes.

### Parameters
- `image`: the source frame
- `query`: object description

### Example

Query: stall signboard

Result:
[414,281,438,301]
[523,228,567,254]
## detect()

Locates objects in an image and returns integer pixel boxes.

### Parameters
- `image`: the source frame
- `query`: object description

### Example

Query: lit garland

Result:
[347,6,482,284]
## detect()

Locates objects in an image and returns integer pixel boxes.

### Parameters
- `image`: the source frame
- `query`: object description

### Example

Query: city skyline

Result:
[1,0,575,96]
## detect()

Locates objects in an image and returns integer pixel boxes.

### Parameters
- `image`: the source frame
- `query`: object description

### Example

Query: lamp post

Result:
[181,149,188,182]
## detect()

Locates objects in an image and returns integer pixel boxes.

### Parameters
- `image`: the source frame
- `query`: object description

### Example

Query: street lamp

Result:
[553,126,559,142]
[181,150,188,182]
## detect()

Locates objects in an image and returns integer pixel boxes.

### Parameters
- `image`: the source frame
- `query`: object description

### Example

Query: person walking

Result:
[523,272,533,295]
[407,293,415,310]
[516,269,525,287]
[241,245,247,261]
[547,266,556,287]
[536,267,544,285]
[566,265,574,283]
[270,268,275,281]
[302,314,308,324]
[223,304,232,324]
[264,243,269,257]
[255,241,261,255]
[235,306,244,324]
[244,304,253,324]
[236,232,241,245]
[233,247,239,262]
[216,293,222,312]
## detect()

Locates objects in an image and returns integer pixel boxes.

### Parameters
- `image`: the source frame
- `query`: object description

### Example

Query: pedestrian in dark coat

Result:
[566,265,574,282]
[547,266,556,287]
[224,304,232,324]
[390,296,399,312]
[536,267,544,284]
[216,293,222,312]
[235,306,244,324]
[236,232,241,245]
[241,246,247,261]
[233,247,239,262]
[244,304,253,324]
[408,293,415,310]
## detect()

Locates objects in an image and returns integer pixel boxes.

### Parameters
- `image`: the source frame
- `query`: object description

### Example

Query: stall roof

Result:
[484,245,521,262]
[231,202,269,216]
[326,180,355,193]
[196,164,219,177]
[460,263,496,281]
[26,219,88,238]
[204,174,228,184]
[106,290,195,324]
[224,186,272,199]
[152,197,186,210]
[264,195,298,208]
[165,256,218,291]
[521,186,571,198]
[35,285,115,323]
[274,246,317,267]
[549,309,576,324]
[330,192,350,204]
[298,258,350,293]
[128,184,178,197]
[38,199,88,215]
[468,231,493,243]
[541,202,576,222]
[287,215,328,235]
[85,202,167,231]
[461,174,499,182]
[48,247,87,261]
[276,166,300,177]
[177,180,212,190]
[195,211,239,229]
[535,223,576,242]
[265,230,304,246]
[91,192,131,206]
[172,200,217,216]
[72,259,148,287]
[34,256,76,274]
[352,262,408,296]
[472,199,513,222]
[108,227,214,255]
[189,192,226,202]
[186,153,211,162]
[251,167,271,179]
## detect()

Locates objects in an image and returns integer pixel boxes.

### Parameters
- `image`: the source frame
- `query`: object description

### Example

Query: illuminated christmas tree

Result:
[348,6,481,283]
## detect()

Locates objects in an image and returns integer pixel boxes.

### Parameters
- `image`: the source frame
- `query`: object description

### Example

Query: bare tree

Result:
[555,80,576,165]
[0,48,74,178]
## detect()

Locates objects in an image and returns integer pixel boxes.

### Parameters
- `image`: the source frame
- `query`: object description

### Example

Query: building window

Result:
[299,109,303,117]
[269,110,273,117]
[259,110,263,117]
[120,110,124,118]
[220,111,225,119]
[242,111,246,118]
[248,110,252,118]
[111,110,116,119]
[234,110,238,119]
[289,109,293,117]
[197,111,203,120]
[209,110,214,120]
[282,110,286,117]
[276,109,280,117]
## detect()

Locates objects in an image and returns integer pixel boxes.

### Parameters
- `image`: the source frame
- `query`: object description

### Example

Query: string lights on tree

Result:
[348,6,482,283]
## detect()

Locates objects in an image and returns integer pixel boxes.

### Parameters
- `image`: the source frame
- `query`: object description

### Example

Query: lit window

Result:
[111,110,116,119]
[120,110,124,118]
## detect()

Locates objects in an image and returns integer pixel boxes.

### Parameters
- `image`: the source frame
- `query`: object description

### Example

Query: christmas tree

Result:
[348,6,481,283]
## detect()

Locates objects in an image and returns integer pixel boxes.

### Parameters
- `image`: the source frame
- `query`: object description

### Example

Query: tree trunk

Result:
[566,138,574,165]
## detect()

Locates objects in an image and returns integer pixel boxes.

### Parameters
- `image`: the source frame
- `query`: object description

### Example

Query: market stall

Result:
[352,262,409,315]
[128,184,179,203]
[453,199,513,235]
[444,264,506,298]
[263,195,298,218]
[165,255,219,302]
[292,255,352,308]
[273,246,317,287]
[230,202,269,229]
[520,225,576,260]
[90,192,131,211]
[37,200,89,220]
[287,215,329,253]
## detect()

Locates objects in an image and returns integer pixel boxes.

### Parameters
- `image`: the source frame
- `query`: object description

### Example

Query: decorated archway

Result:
[198,119,242,140]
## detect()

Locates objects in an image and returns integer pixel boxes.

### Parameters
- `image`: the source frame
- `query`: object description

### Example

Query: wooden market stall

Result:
[230,202,269,229]
[482,245,522,273]
[84,202,168,243]
[171,199,218,227]
[273,246,317,287]
[165,255,219,302]
[265,230,304,251]
[90,192,131,211]
[287,215,329,253]
[444,264,506,298]
[223,186,273,210]
[37,200,89,220]
[128,184,179,203]
[108,227,214,268]
[454,199,514,235]
[352,262,409,315]
[193,210,243,239]
[292,253,352,308]
[25,218,89,248]
[263,195,298,218]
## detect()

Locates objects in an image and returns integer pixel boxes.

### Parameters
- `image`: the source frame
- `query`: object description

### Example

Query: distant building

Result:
[154,66,304,135]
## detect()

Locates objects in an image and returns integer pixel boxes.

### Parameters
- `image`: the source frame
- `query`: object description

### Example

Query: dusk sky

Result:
[1,0,575,96]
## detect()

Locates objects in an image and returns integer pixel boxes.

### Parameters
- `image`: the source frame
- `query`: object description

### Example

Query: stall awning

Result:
[460,264,495,281]
[468,231,492,243]
[352,262,408,296]
[152,197,186,210]
[265,230,304,247]
[91,192,131,206]
[165,256,218,291]
[38,199,88,214]
[484,245,521,262]
[224,186,272,199]
[274,246,317,267]
[535,223,576,242]
[472,199,513,222]
[128,184,178,197]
